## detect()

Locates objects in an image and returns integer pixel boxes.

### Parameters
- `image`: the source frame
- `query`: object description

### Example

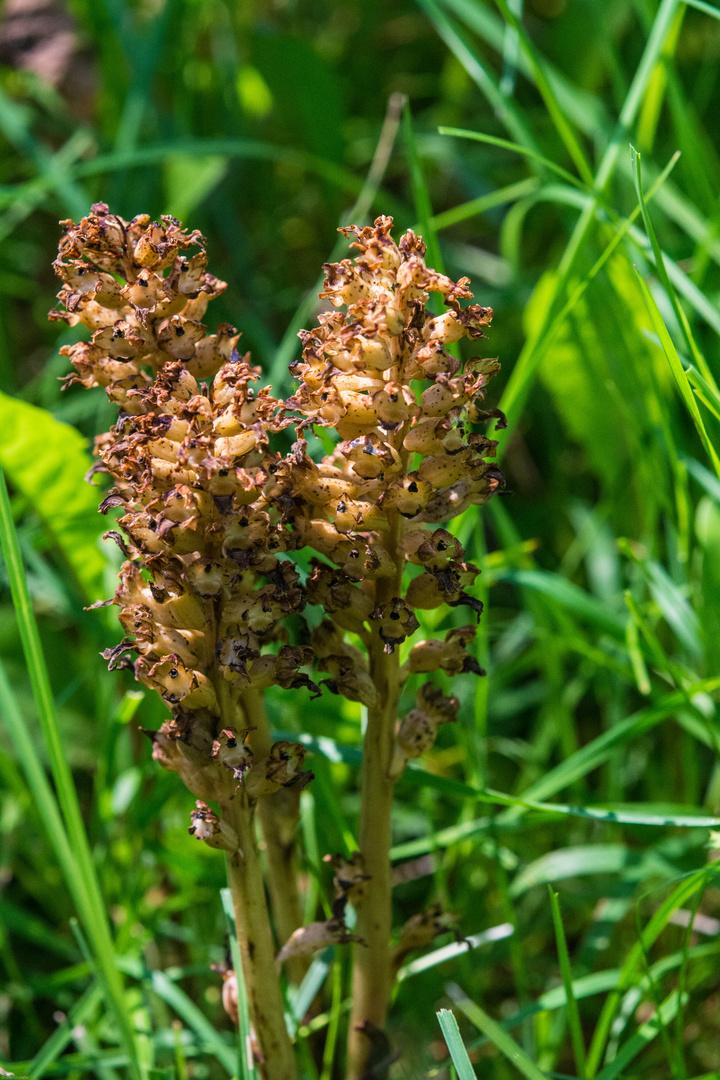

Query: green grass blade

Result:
[418,0,538,150]
[496,568,626,638]
[549,888,587,1078]
[630,145,718,392]
[0,86,90,220]
[403,102,443,274]
[685,366,720,423]
[436,1009,478,1080]
[0,659,84,907]
[684,456,720,501]
[441,0,610,139]
[586,864,720,1075]
[27,975,102,1077]
[319,951,343,1080]
[495,149,680,458]
[438,127,585,190]
[497,0,681,443]
[149,971,237,1077]
[485,792,720,830]
[491,0,594,186]
[514,679,720,808]
[0,466,141,1080]
[634,270,720,478]
[594,990,683,1080]
[221,886,257,1080]
[441,998,550,1080]
[431,177,540,231]
[683,0,720,19]
[288,952,332,1036]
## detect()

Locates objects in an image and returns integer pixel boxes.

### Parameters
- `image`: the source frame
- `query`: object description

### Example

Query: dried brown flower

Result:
[53,204,314,809]
[53,209,505,1080]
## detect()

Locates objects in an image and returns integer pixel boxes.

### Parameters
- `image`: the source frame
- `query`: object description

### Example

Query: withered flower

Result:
[53,204,313,804]
[277,216,503,1080]
[280,215,502,674]
[53,205,312,1080]
[53,209,504,1080]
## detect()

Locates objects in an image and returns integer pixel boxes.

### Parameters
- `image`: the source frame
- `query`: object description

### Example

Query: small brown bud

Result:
[188,801,240,852]
[406,626,483,676]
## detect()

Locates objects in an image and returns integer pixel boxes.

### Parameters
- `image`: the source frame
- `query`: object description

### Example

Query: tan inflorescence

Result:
[53,203,313,815]
[53,209,504,985]
[280,215,504,763]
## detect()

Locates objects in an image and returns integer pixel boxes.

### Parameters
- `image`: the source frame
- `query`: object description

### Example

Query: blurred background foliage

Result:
[2,0,720,1077]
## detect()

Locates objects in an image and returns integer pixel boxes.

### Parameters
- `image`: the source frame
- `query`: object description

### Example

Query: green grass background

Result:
[2,0,720,1077]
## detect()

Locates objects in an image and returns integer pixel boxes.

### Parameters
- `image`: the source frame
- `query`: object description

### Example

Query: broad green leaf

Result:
[0,390,106,601]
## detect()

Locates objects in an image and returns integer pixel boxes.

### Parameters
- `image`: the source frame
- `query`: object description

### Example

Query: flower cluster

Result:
[281,216,503,762]
[53,211,505,1040]
[53,204,313,813]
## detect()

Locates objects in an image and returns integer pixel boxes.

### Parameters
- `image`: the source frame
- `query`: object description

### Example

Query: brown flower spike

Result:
[53,209,503,1080]
[277,216,503,1079]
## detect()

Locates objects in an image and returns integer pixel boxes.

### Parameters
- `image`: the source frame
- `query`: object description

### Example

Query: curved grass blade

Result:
[149,970,237,1077]
[683,0,720,19]
[27,983,102,1078]
[586,864,720,1075]
[634,271,720,478]
[0,467,141,1080]
[631,145,718,392]
[431,177,540,231]
[492,0,594,185]
[418,0,537,150]
[438,126,585,190]
[494,0,682,443]
[595,989,684,1080]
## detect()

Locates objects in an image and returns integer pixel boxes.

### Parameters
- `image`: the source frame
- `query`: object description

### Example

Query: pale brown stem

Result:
[222,793,297,1080]
[346,566,402,1080]
[258,789,308,986]
[241,689,308,985]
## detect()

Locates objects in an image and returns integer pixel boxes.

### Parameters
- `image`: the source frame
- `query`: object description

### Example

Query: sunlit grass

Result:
[2,0,720,1077]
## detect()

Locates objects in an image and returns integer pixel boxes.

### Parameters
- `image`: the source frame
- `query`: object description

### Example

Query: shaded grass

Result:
[2,0,720,1077]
